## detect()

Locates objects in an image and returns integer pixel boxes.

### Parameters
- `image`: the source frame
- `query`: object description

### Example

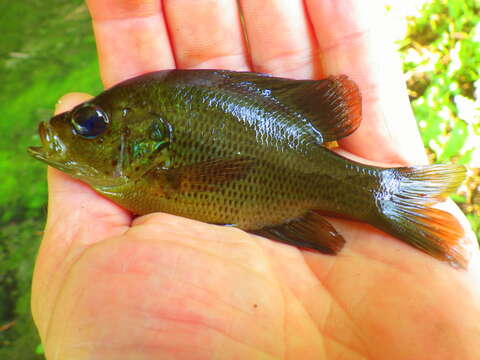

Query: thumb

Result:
[46,92,131,243]
[32,93,131,335]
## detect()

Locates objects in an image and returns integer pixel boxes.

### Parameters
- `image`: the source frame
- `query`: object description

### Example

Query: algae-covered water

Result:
[0,1,100,358]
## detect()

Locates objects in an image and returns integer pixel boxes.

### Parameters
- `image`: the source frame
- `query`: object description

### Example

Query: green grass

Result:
[0,1,102,224]
[0,0,478,358]
[0,1,101,358]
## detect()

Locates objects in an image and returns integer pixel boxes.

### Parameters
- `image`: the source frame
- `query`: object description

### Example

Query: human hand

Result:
[32,1,480,359]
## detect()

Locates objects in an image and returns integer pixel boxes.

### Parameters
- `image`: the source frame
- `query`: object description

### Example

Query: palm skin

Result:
[31,1,480,359]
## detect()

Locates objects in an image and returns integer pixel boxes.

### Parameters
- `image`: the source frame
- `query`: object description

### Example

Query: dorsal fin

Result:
[301,75,362,142]
[221,72,362,143]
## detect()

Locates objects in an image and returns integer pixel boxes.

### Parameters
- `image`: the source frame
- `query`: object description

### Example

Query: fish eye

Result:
[71,104,109,139]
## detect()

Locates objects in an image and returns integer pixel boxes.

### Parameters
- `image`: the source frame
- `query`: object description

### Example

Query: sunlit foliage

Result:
[395,0,480,237]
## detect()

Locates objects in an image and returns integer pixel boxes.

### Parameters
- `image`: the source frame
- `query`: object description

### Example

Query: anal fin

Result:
[250,211,345,254]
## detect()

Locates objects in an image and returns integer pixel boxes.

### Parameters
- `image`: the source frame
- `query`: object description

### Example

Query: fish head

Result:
[28,93,173,189]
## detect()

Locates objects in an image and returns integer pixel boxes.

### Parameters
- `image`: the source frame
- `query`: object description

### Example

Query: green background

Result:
[0,0,478,358]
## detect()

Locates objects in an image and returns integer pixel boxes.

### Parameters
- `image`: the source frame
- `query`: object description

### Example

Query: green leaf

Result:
[450,193,466,203]
[438,120,468,161]
[35,344,44,355]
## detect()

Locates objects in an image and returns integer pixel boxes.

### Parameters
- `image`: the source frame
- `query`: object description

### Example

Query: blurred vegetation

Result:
[0,0,478,358]
[397,0,480,237]
[0,1,101,358]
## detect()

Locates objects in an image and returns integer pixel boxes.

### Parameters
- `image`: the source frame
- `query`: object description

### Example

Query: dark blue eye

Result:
[71,105,109,139]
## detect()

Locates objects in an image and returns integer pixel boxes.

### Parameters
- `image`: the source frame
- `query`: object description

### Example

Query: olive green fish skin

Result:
[106,148,381,229]
[89,70,379,228]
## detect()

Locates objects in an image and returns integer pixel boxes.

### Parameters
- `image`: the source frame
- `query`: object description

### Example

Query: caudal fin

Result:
[377,164,469,268]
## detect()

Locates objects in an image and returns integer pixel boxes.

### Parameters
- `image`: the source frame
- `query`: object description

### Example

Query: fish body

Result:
[29,70,468,267]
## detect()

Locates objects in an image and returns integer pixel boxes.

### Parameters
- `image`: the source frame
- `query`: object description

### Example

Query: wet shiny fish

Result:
[29,70,468,268]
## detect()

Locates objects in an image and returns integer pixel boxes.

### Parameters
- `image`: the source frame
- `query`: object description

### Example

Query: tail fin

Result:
[376,164,469,268]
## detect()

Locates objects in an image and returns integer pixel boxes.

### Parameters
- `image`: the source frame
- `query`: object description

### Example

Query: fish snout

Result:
[38,121,49,145]
[38,121,66,154]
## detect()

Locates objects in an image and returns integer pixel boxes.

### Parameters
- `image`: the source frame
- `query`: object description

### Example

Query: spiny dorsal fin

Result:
[160,70,362,144]
[223,72,362,143]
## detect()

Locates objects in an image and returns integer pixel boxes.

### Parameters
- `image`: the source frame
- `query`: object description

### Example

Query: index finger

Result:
[86,0,175,87]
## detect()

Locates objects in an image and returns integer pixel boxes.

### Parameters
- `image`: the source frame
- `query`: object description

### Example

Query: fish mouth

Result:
[38,121,66,153]
[28,121,91,177]
[28,121,68,169]
[27,145,73,174]
[28,121,129,188]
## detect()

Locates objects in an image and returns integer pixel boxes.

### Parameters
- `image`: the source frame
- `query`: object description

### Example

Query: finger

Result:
[239,0,320,78]
[305,0,427,165]
[163,0,249,70]
[86,0,175,87]
[32,93,131,336]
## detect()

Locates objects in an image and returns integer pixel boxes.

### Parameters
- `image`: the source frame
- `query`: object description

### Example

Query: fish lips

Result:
[28,121,66,165]
[28,121,90,177]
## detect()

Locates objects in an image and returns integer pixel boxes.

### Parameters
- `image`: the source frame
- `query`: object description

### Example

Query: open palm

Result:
[32,1,480,359]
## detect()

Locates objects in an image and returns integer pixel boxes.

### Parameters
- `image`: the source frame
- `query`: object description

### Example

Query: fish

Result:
[28,69,468,268]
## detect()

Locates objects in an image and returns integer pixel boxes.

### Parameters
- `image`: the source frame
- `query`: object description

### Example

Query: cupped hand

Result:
[32,1,480,359]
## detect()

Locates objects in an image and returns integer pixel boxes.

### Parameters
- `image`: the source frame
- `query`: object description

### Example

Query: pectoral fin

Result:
[145,157,255,193]
[251,211,345,254]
